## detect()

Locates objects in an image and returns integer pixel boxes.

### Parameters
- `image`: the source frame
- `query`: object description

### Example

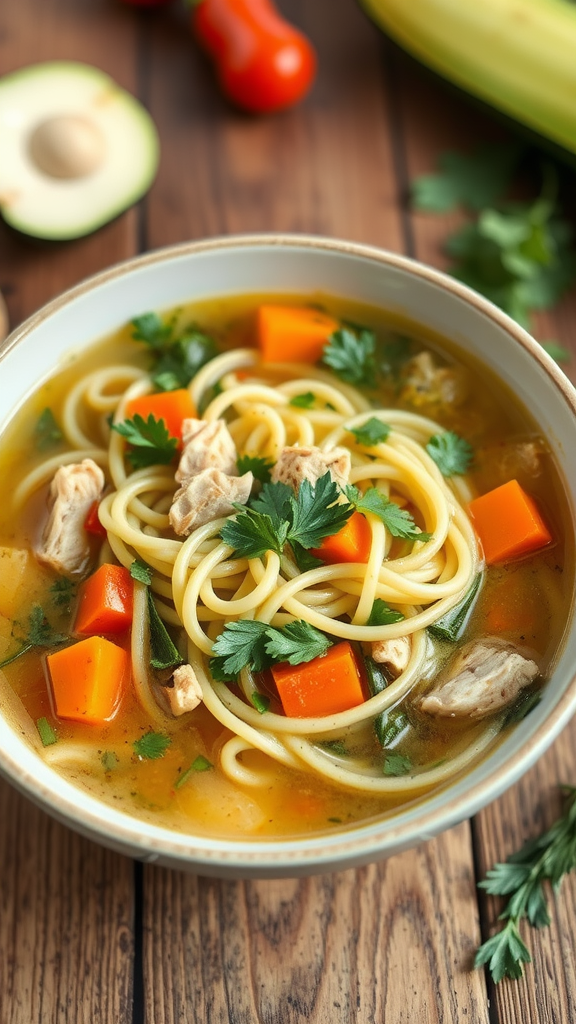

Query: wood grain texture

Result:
[143,824,488,1024]
[0,780,134,1024]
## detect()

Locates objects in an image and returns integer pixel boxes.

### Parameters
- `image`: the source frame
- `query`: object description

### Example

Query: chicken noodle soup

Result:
[0,296,571,838]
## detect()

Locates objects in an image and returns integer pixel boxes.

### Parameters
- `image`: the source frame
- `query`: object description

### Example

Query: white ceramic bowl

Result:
[1,235,575,878]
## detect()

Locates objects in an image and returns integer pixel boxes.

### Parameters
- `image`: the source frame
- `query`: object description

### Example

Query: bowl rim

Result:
[1,231,576,872]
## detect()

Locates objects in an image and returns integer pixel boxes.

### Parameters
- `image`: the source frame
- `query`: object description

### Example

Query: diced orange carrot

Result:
[272,641,365,718]
[468,479,552,565]
[125,389,196,445]
[311,511,372,564]
[47,636,129,724]
[74,564,133,636]
[257,305,339,364]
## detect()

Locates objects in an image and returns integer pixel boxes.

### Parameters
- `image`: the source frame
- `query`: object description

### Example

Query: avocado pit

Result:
[27,115,106,180]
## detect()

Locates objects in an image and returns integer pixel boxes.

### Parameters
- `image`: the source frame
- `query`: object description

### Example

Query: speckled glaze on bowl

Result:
[1,235,575,879]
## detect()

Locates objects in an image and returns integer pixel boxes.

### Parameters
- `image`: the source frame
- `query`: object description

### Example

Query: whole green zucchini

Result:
[360,0,576,158]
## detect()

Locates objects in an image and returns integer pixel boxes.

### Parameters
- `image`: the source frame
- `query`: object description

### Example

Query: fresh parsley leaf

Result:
[364,657,388,697]
[426,431,473,477]
[367,599,405,627]
[0,605,68,670]
[34,408,63,451]
[380,710,409,748]
[290,540,324,573]
[221,507,289,559]
[428,573,483,643]
[211,620,271,677]
[237,455,274,484]
[175,754,213,788]
[209,655,238,683]
[322,327,376,386]
[101,750,119,771]
[50,577,76,612]
[348,418,391,447]
[152,332,218,391]
[411,144,520,213]
[131,312,172,351]
[37,717,57,747]
[289,392,316,408]
[112,414,178,470]
[347,486,431,542]
[147,591,183,670]
[289,473,354,550]
[542,341,570,364]
[320,740,348,756]
[475,785,576,983]
[383,752,412,776]
[250,692,271,714]
[133,731,172,760]
[264,620,331,665]
[130,560,154,586]
[250,481,294,532]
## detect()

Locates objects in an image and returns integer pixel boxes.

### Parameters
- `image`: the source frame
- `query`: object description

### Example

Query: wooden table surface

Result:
[1,2,576,1021]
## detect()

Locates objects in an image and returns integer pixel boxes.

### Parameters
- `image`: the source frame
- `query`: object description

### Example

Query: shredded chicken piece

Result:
[400,351,468,407]
[271,445,351,492]
[420,640,539,719]
[169,468,253,535]
[166,663,203,716]
[371,636,411,677]
[36,459,105,575]
[175,418,238,485]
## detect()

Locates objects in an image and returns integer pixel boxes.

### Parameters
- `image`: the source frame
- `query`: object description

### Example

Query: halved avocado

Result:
[0,62,159,240]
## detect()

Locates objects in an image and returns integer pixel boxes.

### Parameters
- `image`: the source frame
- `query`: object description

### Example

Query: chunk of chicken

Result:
[166,663,203,716]
[271,445,351,492]
[175,418,238,485]
[400,351,468,408]
[420,640,539,719]
[371,636,411,677]
[169,468,253,535]
[36,459,105,575]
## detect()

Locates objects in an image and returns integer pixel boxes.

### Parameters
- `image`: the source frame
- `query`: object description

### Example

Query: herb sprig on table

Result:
[411,147,576,361]
[475,785,576,983]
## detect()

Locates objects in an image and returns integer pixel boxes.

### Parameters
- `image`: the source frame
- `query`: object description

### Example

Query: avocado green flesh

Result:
[0,62,159,241]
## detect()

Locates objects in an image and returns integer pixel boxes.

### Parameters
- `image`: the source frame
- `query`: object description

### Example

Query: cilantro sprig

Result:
[210,619,331,680]
[131,313,219,391]
[112,413,178,470]
[322,327,376,386]
[0,605,68,670]
[221,473,355,561]
[348,418,391,447]
[475,786,576,983]
[346,485,431,543]
[236,455,274,484]
[426,431,473,477]
[133,731,171,760]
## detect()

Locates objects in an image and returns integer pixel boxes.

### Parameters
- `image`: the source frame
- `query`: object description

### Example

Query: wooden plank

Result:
[142,3,489,1021]
[0,0,139,328]
[0,2,140,1021]
[143,824,488,1024]
[395,45,576,1021]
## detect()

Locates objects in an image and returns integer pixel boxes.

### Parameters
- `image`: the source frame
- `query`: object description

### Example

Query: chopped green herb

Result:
[37,717,57,747]
[221,507,288,559]
[130,559,154,586]
[50,577,76,612]
[112,413,178,470]
[236,455,274,484]
[288,474,354,550]
[319,740,348,756]
[152,331,219,391]
[289,392,316,408]
[133,731,171,760]
[348,418,391,447]
[428,573,483,643]
[426,431,474,477]
[290,540,324,573]
[363,656,390,748]
[411,144,520,213]
[541,341,570,364]
[502,690,542,727]
[250,480,293,532]
[131,312,172,351]
[380,710,409,748]
[209,655,238,684]
[101,750,119,771]
[367,599,405,627]
[147,590,183,670]
[328,817,342,824]
[379,336,412,381]
[475,785,576,983]
[175,754,213,788]
[383,752,412,776]
[212,619,332,677]
[250,692,271,714]
[346,485,431,542]
[322,327,376,387]
[0,605,68,670]
[34,408,63,451]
